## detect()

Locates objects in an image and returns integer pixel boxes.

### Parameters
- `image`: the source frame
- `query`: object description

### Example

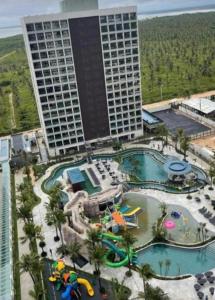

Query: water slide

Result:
[123,207,142,217]
[101,233,136,268]
[112,211,125,225]
[77,278,94,297]
[61,285,75,300]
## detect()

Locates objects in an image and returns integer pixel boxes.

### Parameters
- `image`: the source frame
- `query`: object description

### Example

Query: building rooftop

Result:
[0,139,9,162]
[183,98,215,114]
[67,168,85,184]
[11,134,31,155]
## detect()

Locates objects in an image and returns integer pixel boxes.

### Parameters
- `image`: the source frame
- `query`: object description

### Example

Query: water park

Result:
[31,144,215,299]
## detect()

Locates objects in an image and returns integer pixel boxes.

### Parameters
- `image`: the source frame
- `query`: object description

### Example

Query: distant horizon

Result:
[0,4,215,39]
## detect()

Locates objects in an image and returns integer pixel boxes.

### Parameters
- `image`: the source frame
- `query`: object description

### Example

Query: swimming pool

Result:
[137,242,215,276]
[43,148,207,195]
[124,192,211,246]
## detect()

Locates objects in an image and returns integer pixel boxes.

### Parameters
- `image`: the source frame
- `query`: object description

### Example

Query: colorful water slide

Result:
[112,211,125,225]
[61,285,75,300]
[101,233,137,268]
[123,207,142,217]
[77,278,94,296]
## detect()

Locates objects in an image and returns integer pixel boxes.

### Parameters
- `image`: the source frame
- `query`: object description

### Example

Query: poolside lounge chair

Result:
[209,216,215,225]
[195,273,204,279]
[198,278,207,285]
[207,276,215,284]
[204,211,212,218]
[198,207,207,214]
[205,271,213,277]
[195,197,201,202]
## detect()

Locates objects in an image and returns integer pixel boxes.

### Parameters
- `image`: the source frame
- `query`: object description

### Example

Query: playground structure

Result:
[49,259,94,300]
[101,205,143,233]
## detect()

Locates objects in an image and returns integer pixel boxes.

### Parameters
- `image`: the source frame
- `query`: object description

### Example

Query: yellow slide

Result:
[123,207,142,217]
[77,278,94,296]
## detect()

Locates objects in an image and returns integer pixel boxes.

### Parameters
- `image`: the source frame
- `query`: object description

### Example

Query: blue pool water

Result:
[137,243,215,276]
[43,148,207,194]
[121,152,168,182]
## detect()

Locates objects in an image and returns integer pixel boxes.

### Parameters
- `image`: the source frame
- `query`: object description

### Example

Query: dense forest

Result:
[139,12,215,102]
[0,12,215,134]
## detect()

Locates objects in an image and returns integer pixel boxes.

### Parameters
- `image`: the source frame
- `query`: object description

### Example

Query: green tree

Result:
[17,202,33,224]
[19,253,44,300]
[20,222,42,250]
[208,163,215,187]
[175,128,184,151]
[122,230,137,276]
[180,135,190,160]
[89,245,105,290]
[156,124,169,151]
[66,240,82,271]
[159,202,167,216]
[138,264,155,299]
[112,277,130,300]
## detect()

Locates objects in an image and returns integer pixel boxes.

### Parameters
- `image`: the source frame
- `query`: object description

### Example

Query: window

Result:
[35,71,43,78]
[100,16,107,23]
[108,15,114,23]
[60,20,68,28]
[28,34,36,42]
[123,13,129,21]
[44,22,51,30]
[131,22,137,29]
[62,30,69,38]
[37,79,44,86]
[26,23,34,32]
[109,25,115,32]
[39,42,46,50]
[57,49,64,57]
[66,57,73,64]
[37,33,44,40]
[48,50,55,58]
[116,14,122,22]
[45,78,52,85]
[131,31,137,38]
[63,39,70,47]
[124,32,130,39]
[39,88,46,95]
[52,21,60,29]
[54,31,61,39]
[35,22,43,31]
[124,23,130,30]
[116,24,122,31]
[130,13,136,20]
[30,43,38,51]
[32,53,40,60]
[40,52,47,59]
[101,26,108,33]
[65,48,72,56]
[117,33,123,39]
[47,41,54,49]
[55,40,63,48]
[45,32,52,39]
[42,61,49,68]
[34,62,41,69]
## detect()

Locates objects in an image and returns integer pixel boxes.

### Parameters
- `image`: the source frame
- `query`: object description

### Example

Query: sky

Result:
[0,0,215,38]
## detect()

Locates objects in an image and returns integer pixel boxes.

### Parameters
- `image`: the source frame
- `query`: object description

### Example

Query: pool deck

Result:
[32,140,215,300]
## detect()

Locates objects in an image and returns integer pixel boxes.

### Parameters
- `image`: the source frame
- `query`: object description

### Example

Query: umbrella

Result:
[194,284,201,291]
[164,220,176,230]
[197,291,204,299]
[207,276,215,283]
[205,271,213,277]
[195,273,204,279]
[198,278,207,285]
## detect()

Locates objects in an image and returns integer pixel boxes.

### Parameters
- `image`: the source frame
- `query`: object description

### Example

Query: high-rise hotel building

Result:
[22,4,143,155]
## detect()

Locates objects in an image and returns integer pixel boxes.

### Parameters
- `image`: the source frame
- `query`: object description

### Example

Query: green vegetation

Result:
[139,12,215,103]
[11,173,21,300]
[0,12,215,134]
[0,35,39,135]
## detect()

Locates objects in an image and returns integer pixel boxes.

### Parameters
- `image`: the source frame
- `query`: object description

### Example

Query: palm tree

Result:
[54,209,66,247]
[138,264,155,299]
[21,222,42,250]
[112,277,130,300]
[89,245,105,290]
[208,163,215,188]
[180,135,190,160]
[45,207,60,242]
[86,228,101,252]
[156,124,169,151]
[17,203,33,224]
[175,128,184,151]
[122,230,137,276]
[159,202,167,216]
[19,253,44,299]
[67,240,82,271]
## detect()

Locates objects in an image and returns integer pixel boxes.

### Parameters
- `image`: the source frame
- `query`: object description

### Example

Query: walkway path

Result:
[15,169,34,300]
